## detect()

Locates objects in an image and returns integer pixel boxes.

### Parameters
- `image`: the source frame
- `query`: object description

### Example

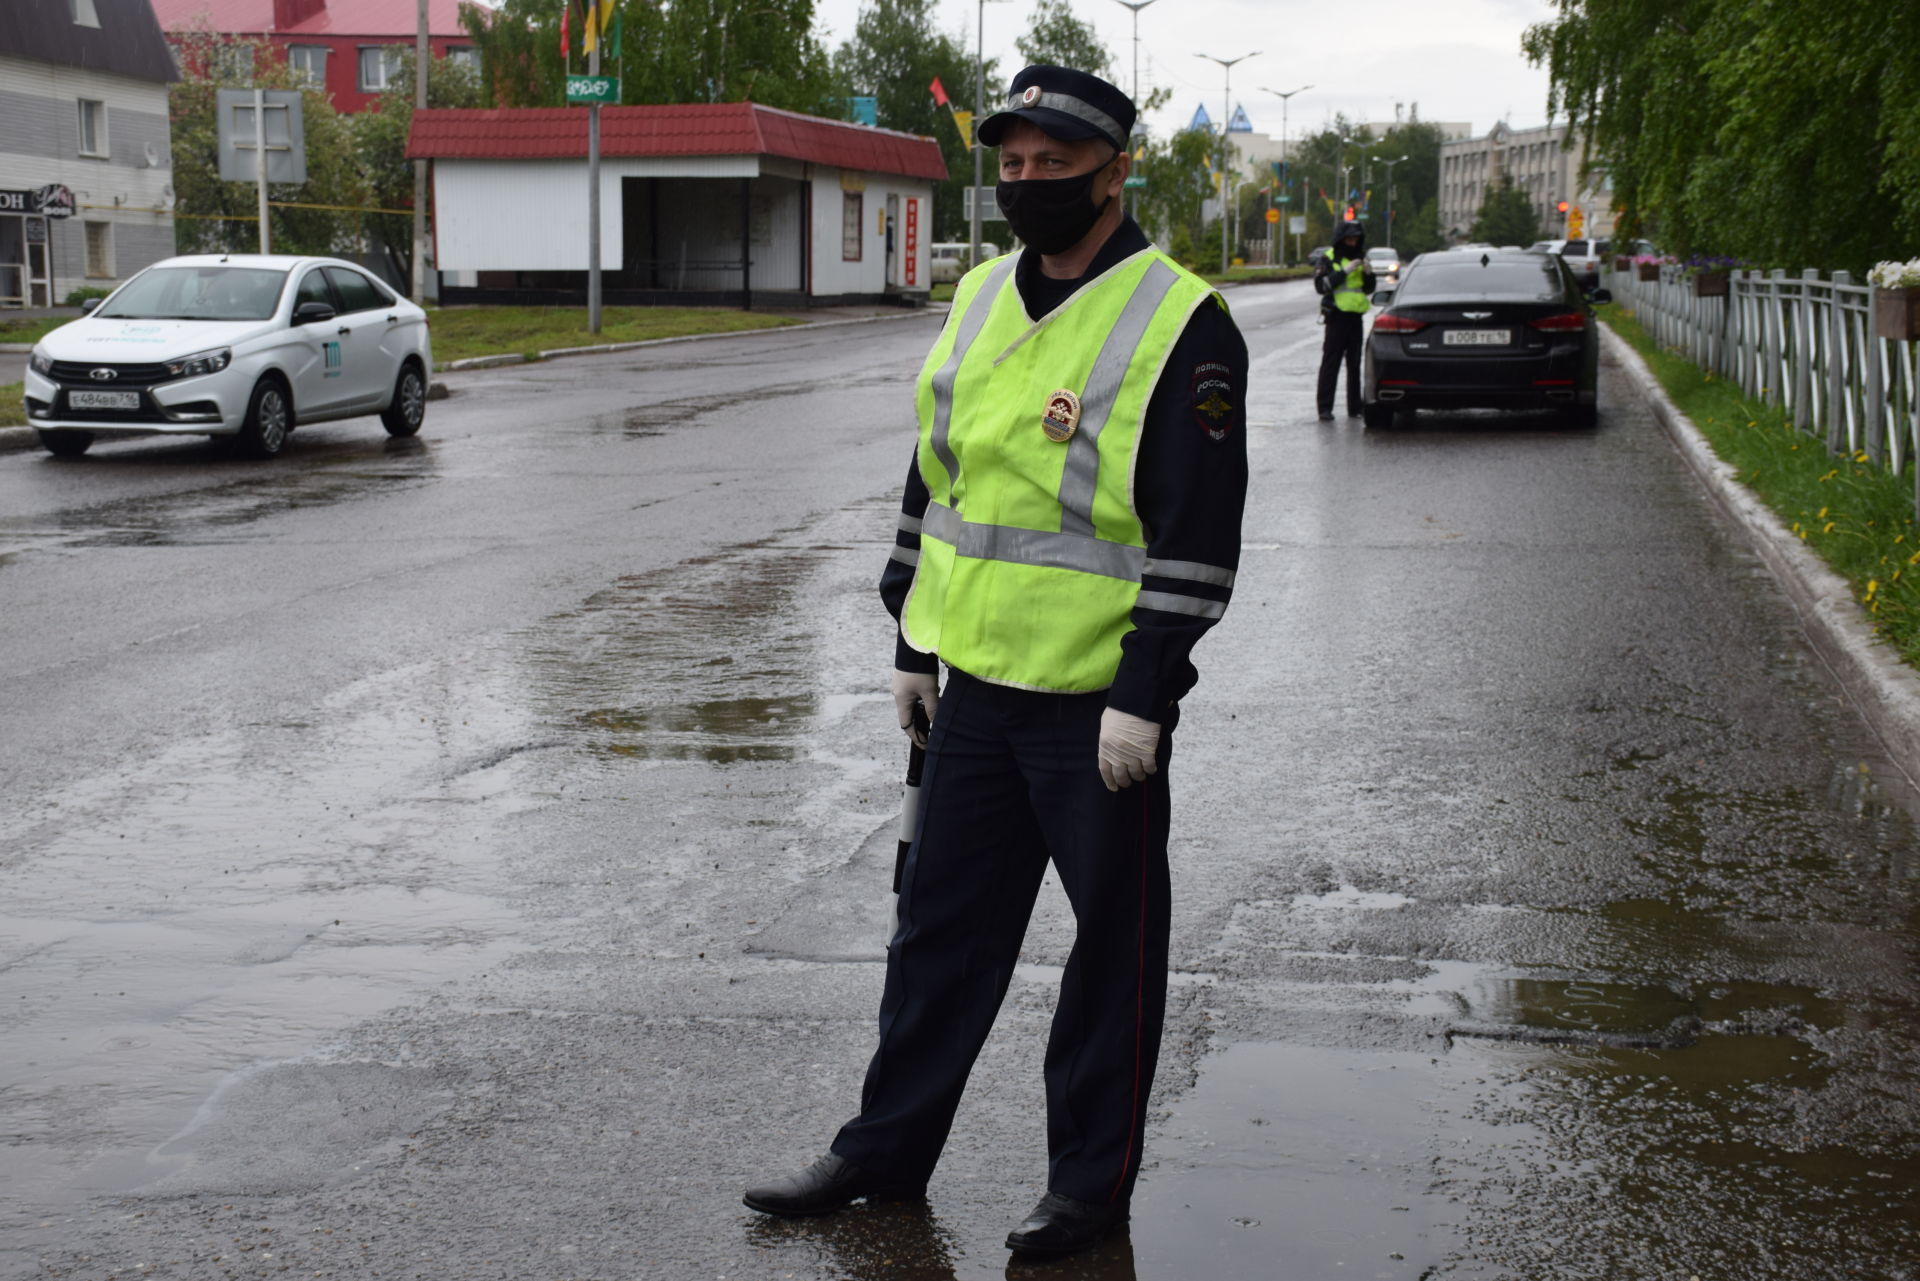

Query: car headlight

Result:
[29,346,53,376]
[165,347,232,380]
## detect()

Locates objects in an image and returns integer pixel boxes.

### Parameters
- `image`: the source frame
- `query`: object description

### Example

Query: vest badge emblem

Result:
[1041,388,1081,443]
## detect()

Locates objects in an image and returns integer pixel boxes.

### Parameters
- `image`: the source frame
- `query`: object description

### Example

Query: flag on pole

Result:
[929,76,949,106]
[560,0,570,59]
[951,109,973,148]
[582,0,598,54]
[604,5,621,59]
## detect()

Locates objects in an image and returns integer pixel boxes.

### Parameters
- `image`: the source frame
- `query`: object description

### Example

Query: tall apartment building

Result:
[0,0,178,308]
[1439,121,1616,244]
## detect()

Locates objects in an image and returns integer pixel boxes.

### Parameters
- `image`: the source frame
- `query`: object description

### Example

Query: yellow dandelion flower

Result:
[1909,549,1920,565]
[1819,507,1829,519]
[1824,521,1837,533]
[1866,580,1879,599]
[1856,451,1870,463]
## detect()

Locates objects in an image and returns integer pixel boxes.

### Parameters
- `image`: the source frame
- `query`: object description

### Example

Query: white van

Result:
[930,242,1002,284]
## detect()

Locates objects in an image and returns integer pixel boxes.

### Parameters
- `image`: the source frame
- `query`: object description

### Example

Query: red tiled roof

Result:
[407,103,951,183]
[150,0,470,39]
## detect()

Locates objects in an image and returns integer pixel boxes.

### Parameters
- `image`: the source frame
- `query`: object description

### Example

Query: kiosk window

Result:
[842,192,863,262]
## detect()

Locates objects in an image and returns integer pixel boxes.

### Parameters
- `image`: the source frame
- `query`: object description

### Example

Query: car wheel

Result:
[38,429,94,457]
[237,376,292,458]
[1566,402,1599,429]
[1362,402,1399,430]
[381,362,426,437]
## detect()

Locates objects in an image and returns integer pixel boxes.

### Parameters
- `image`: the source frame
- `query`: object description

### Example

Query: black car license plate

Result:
[1443,329,1511,346]
[68,389,141,410]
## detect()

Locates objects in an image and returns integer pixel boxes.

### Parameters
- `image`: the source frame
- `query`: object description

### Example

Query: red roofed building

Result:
[150,0,476,113]
[408,103,950,307]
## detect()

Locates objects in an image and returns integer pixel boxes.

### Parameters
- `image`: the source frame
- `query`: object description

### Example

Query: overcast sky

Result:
[810,0,1559,142]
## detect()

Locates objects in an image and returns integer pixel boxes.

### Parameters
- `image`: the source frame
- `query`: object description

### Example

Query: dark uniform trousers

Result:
[1317,310,1366,414]
[830,667,1174,1205]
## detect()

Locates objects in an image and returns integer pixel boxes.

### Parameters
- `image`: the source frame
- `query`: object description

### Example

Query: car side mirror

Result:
[1372,291,1394,305]
[1588,287,1612,305]
[294,300,336,325]
[80,297,102,314]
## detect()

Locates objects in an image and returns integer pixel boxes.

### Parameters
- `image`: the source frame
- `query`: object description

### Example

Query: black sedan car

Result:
[1361,249,1609,429]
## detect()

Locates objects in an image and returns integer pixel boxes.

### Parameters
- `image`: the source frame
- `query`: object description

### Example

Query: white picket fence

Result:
[1608,264,1920,512]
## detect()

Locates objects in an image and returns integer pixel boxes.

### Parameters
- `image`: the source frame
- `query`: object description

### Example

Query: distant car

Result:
[1365,246,1403,289]
[1361,248,1610,430]
[24,253,431,459]
[929,241,1001,284]
[1307,245,1332,266]
[1528,237,1609,289]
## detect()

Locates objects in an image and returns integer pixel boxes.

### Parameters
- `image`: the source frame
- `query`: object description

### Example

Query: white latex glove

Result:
[891,668,940,748]
[1097,707,1161,792]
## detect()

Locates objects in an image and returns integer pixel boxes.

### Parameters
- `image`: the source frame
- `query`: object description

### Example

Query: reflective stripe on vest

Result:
[1332,256,1368,313]
[902,247,1230,692]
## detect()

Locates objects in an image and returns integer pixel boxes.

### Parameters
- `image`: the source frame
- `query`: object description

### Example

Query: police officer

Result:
[742,65,1248,1260]
[1314,219,1376,421]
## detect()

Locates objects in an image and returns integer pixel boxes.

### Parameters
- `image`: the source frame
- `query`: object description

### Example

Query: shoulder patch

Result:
[1190,361,1236,441]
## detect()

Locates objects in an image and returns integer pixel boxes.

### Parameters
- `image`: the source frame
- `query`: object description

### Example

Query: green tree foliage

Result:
[1470,175,1542,246]
[1014,0,1113,79]
[833,0,980,240]
[167,27,365,255]
[1132,126,1217,263]
[461,0,839,114]
[1523,0,1920,270]
[353,52,487,282]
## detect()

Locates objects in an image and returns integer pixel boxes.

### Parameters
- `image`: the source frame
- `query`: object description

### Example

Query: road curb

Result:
[438,305,945,372]
[1603,324,1920,789]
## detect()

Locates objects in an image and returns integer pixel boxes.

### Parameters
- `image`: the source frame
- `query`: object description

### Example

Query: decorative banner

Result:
[929,76,949,106]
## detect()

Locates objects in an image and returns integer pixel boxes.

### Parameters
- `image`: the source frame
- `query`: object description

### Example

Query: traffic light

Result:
[1344,205,1355,221]
[1556,200,1571,215]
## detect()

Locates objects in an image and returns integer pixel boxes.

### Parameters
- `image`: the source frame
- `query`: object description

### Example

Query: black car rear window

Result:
[1399,259,1565,303]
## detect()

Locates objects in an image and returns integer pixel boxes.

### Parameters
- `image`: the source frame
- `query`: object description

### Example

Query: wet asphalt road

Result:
[2,281,1917,1281]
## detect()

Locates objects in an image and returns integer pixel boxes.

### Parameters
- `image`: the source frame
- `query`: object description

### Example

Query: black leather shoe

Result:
[1316,410,1335,422]
[1004,1190,1130,1257]
[742,1153,924,1217]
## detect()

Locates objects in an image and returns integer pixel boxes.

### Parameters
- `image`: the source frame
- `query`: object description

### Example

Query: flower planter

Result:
[1873,286,1920,342]
[1612,255,1632,272]
[1635,262,1661,282]
[1690,270,1729,298]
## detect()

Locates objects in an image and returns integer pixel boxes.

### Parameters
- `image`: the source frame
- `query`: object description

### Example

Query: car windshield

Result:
[1367,248,1398,261]
[96,266,288,321]
[1563,240,1594,257]
[1399,259,1565,303]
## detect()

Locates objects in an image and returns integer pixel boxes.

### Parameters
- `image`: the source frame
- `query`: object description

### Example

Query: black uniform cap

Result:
[975,65,1135,154]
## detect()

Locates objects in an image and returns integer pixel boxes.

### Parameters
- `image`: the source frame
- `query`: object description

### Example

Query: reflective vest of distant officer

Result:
[902,249,1217,691]
[1314,219,1377,420]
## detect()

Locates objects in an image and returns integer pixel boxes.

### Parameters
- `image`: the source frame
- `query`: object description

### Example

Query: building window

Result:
[77,99,107,157]
[212,42,256,81]
[71,0,100,26]
[842,192,863,262]
[288,45,327,86]
[85,220,113,278]
[445,45,479,74]
[359,46,402,92]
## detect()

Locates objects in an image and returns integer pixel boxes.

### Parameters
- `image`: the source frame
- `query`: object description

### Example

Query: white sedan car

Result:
[25,254,431,458]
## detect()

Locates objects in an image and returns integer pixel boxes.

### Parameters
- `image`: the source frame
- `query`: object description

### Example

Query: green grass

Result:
[0,317,70,345]
[0,382,23,429]
[425,305,800,367]
[1602,303,1920,667]
[1201,265,1316,286]
[931,283,956,302]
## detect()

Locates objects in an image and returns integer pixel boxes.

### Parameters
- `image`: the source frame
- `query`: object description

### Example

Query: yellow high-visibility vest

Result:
[1330,255,1369,313]
[899,247,1226,692]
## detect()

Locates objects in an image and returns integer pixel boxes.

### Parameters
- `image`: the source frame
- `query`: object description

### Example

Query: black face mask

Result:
[996,157,1116,255]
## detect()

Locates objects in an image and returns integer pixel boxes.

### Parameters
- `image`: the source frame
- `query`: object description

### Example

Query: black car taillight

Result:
[1530,312,1587,332]
[1374,312,1426,333]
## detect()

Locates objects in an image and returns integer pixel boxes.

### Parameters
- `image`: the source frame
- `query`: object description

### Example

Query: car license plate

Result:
[1444,329,1510,346]
[68,389,140,410]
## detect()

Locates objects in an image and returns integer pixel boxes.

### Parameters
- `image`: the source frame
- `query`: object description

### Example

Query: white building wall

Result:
[0,53,175,294]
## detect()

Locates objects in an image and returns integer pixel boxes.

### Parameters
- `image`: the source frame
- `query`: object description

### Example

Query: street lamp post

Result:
[1111,0,1158,221]
[1371,153,1408,247]
[1195,51,1258,276]
[1259,84,1309,265]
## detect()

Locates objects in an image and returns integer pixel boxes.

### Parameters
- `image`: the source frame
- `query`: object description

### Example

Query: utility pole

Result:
[1112,0,1157,220]
[1259,84,1309,264]
[587,0,602,333]
[1195,51,1257,276]
[1372,153,1408,247]
[971,0,985,269]
[411,0,428,303]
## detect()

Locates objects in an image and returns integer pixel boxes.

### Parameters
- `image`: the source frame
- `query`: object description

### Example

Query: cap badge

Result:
[1020,85,1042,107]
[1041,389,1081,443]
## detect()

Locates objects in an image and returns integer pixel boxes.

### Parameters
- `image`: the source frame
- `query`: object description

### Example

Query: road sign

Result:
[1264,208,1280,224]
[1288,215,1306,234]
[1273,195,1290,204]
[216,89,306,184]
[1123,175,1147,189]
[962,186,1007,222]
[566,75,620,104]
